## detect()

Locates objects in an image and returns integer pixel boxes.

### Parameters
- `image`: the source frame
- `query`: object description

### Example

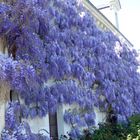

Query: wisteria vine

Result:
[0,0,140,139]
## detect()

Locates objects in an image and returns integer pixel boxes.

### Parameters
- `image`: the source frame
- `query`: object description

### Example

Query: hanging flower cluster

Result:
[2,101,49,140]
[0,53,36,91]
[0,0,140,139]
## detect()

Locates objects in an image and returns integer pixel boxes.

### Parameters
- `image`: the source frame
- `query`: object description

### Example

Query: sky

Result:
[90,0,140,50]
[119,0,140,50]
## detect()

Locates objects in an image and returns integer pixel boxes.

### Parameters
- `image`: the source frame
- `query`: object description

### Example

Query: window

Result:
[10,90,21,123]
[49,112,58,140]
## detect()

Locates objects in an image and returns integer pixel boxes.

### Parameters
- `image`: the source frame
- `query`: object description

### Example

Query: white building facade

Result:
[0,0,133,139]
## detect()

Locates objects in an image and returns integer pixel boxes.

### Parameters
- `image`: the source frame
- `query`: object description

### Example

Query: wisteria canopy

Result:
[0,0,140,139]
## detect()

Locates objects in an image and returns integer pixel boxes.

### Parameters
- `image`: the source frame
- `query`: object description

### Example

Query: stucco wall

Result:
[22,115,50,138]
[57,104,106,138]
[94,107,106,126]
[0,83,10,138]
[0,102,6,136]
[22,104,106,139]
[0,38,10,138]
[0,3,110,138]
[57,104,74,138]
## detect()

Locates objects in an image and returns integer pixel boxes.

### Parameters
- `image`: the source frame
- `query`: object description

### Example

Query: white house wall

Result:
[0,39,4,137]
[57,104,106,138]
[0,39,10,138]
[0,1,132,139]
[22,115,50,138]
[22,104,106,139]
[57,104,74,138]
[94,107,106,126]
[0,102,6,137]
[0,38,107,139]
[0,83,10,138]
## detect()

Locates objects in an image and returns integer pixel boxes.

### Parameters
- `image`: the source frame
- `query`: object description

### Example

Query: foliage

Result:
[80,123,128,140]
[78,114,140,140]
[129,114,140,129]
[126,114,140,138]
[0,0,140,139]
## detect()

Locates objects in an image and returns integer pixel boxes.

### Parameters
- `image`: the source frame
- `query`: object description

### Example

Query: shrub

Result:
[81,123,128,140]
[79,114,140,140]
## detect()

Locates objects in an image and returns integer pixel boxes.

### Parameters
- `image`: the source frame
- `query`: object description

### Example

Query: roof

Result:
[82,0,133,47]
